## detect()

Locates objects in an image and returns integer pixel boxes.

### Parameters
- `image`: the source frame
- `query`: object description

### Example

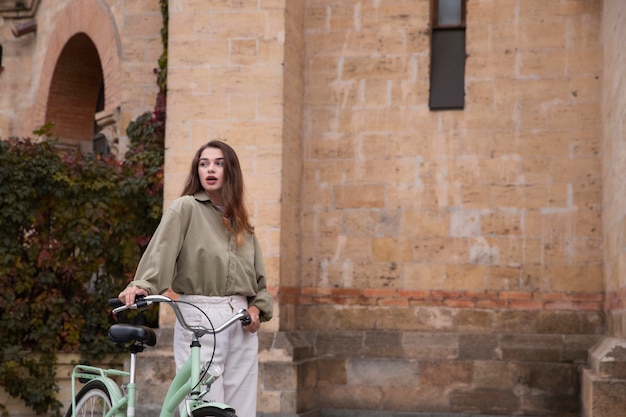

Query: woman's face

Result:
[198,147,225,204]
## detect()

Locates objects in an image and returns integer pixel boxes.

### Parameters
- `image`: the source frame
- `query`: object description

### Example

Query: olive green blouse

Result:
[127,192,273,322]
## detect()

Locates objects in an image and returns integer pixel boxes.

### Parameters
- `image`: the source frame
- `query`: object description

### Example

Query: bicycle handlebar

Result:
[109,295,252,336]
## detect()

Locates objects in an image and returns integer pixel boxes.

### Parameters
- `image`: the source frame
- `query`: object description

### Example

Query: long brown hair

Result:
[181,140,254,244]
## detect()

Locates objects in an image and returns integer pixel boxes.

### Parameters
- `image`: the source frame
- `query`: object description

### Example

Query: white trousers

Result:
[174,295,258,417]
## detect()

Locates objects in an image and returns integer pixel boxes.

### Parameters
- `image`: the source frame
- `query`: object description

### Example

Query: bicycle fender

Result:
[101,376,125,404]
[189,402,236,414]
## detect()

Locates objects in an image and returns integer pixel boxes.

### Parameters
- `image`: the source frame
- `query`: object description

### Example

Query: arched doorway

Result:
[45,33,104,153]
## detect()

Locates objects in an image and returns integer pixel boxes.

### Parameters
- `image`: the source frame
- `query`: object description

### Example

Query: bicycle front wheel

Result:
[65,380,112,417]
[191,406,237,417]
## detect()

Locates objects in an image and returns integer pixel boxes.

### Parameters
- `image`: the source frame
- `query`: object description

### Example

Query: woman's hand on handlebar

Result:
[118,286,149,306]
[243,305,261,333]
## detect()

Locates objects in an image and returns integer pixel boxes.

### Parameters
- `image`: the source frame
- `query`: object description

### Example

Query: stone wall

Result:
[278,0,603,414]
[0,0,619,416]
[581,0,626,416]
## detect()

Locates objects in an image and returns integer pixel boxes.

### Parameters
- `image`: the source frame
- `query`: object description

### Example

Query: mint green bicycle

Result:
[65,294,251,417]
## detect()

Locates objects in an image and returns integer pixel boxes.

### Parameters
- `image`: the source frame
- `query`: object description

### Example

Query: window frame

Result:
[428,0,468,111]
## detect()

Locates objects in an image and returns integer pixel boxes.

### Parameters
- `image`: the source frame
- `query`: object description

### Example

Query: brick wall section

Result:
[602,0,626,338]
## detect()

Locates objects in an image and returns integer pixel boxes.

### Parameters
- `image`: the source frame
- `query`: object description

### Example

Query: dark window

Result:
[429,0,467,110]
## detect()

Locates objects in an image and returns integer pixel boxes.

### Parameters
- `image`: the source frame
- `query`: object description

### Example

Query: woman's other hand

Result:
[244,305,261,333]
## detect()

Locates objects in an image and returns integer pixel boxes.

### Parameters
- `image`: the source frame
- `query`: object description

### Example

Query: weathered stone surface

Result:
[317,358,347,385]
[450,388,519,415]
[401,332,458,360]
[458,333,499,360]
[419,360,472,387]
[500,334,564,362]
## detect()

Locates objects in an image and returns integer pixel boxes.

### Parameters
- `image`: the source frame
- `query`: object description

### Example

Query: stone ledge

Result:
[587,336,626,378]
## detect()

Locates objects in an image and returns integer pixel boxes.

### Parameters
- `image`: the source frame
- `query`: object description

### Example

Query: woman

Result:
[118,140,273,417]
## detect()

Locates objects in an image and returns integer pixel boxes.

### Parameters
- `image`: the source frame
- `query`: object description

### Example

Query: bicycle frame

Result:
[159,337,233,417]
[68,295,248,417]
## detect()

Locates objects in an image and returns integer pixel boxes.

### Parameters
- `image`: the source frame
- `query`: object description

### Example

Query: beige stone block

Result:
[334,184,385,209]
[469,0,518,24]
[519,157,552,185]
[390,76,431,106]
[489,23,520,54]
[353,261,404,289]
[302,183,333,208]
[549,264,603,292]
[570,129,601,157]
[207,12,268,38]
[321,236,373,262]
[349,107,410,133]
[517,0,570,23]
[173,39,229,66]
[445,264,485,291]
[209,64,284,93]
[167,66,212,93]
[490,185,524,208]
[306,134,355,159]
[461,185,490,209]
[551,156,601,184]
[195,120,282,147]
[392,182,461,211]
[550,101,601,131]
[372,237,413,262]
[343,209,399,237]
[231,38,258,65]
[480,209,522,236]
[520,264,550,291]
[123,12,163,38]
[567,47,602,76]
[518,48,567,78]
[167,92,229,121]
[403,262,446,290]
[514,131,570,157]
[313,208,342,237]
[228,91,258,119]
[466,49,517,79]
[401,210,450,237]
[519,23,567,49]
[523,184,551,209]
[485,236,524,265]
[465,104,516,131]
[517,236,543,265]
[342,55,413,80]
[413,237,468,264]
[485,265,522,291]
[571,238,603,264]
[257,91,284,119]
[517,78,572,106]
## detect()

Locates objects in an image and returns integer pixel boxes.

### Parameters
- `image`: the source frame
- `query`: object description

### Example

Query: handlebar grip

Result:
[108,298,123,308]
[109,296,147,309]
[241,311,252,326]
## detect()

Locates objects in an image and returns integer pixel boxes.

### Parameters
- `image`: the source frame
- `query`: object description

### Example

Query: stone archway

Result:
[45,33,103,152]
[30,0,122,153]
